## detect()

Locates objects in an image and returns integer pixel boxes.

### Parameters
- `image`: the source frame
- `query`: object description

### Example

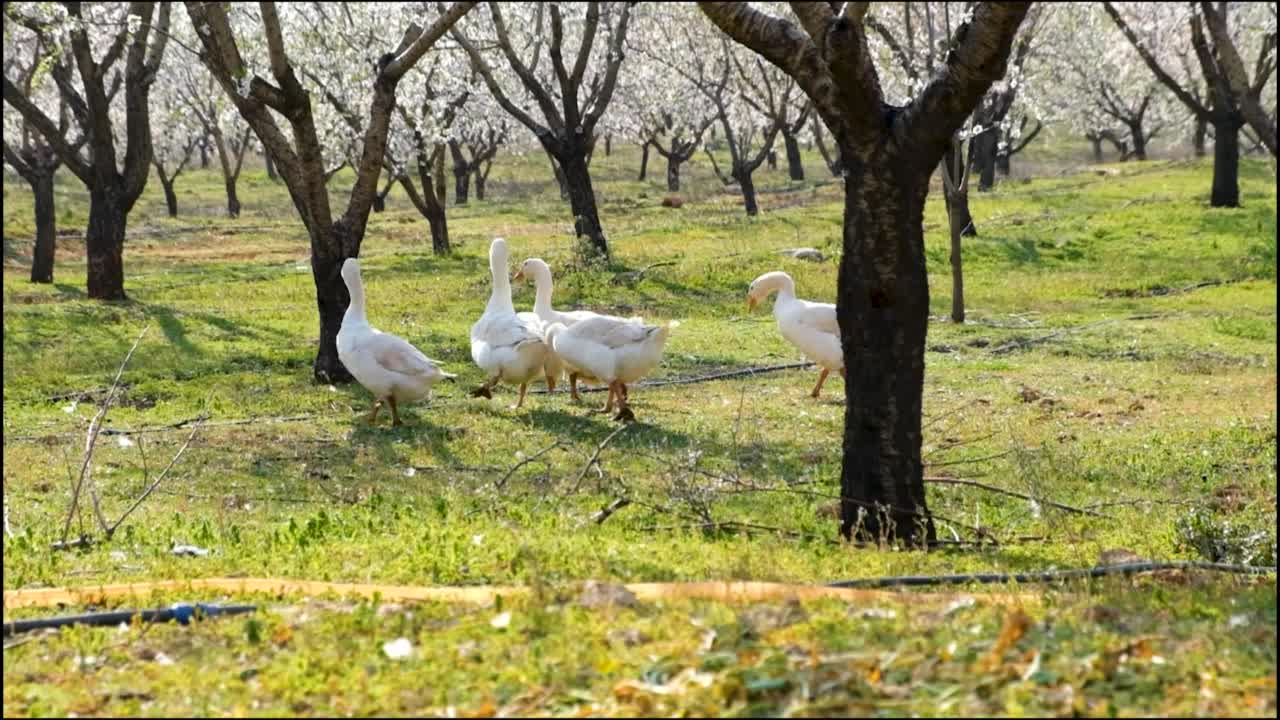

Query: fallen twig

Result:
[107,423,201,537]
[62,325,150,544]
[532,362,815,395]
[592,497,631,525]
[924,477,1110,518]
[570,425,631,493]
[496,440,564,489]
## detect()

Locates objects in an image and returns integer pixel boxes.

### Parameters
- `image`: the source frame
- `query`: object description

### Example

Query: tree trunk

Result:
[424,193,450,255]
[433,147,447,207]
[560,151,609,263]
[605,134,612,156]
[941,147,977,238]
[995,149,1010,176]
[1210,116,1240,208]
[265,151,279,181]
[199,140,209,169]
[309,233,355,384]
[1090,135,1104,163]
[454,165,471,205]
[372,193,385,213]
[224,175,241,218]
[783,131,805,181]
[666,154,683,192]
[1128,122,1148,161]
[85,188,128,301]
[475,167,488,201]
[836,155,935,547]
[972,131,998,191]
[549,153,569,200]
[1193,117,1207,157]
[30,171,57,284]
[160,176,178,217]
[638,141,650,181]
[766,148,777,170]
[948,199,965,324]
[736,168,759,216]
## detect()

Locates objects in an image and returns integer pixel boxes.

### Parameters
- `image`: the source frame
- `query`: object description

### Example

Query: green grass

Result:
[3,142,1277,716]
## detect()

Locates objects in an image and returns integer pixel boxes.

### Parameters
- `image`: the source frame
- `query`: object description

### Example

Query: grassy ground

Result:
[3,139,1276,716]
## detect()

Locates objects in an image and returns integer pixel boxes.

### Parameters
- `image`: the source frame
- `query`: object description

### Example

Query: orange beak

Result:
[512,268,525,282]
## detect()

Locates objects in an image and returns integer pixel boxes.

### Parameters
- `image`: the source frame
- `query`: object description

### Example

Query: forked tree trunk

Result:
[736,168,759,216]
[1210,116,1240,207]
[971,130,998,191]
[836,152,935,547]
[782,130,805,181]
[638,141,650,181]
[475,167,488,200]
[30,171,57,284]
[224,176,241,218]
[948,198,966,324]
[666,154,683,192]
[941,147,977,238]
[1128,121,1148,161]
[159,176,178,217]
[309,230,356,384]
[454,165,471,205]
[559,150,609,263]
[86,188,128,300]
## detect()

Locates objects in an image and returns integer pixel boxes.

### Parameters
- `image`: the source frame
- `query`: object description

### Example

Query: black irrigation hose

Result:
[827,561,1277,589]
[4,602,258,637]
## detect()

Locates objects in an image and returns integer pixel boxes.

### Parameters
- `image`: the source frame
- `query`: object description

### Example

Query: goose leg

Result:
[367,399,383,424]
[389,396,404,427]
[545,372,557,393]
[510,382,529,410]
[591,383,617,414]
[570,373,581,402]
[810,368,831,399]
[613,383,636,423]
[471,377,497,399]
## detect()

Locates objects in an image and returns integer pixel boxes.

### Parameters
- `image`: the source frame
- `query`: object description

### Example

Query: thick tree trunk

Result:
[309,233,355,384]
[475,168,488,201]
[85,188,128,301]
[265,151,279,181]
[30,171,57,284]
[424,195,450,255]
[1128,122,1148,161]
[948,200,965,324]
[972,131,998,191]
[454,166,471,205]
[1089,135,1104,163]
[995,149,1010,176]
[783,131,805,181]
[549,153,569,200]
[224,176,241,218]
[560,151,609,263]
[736,168,759,216]
[372,194,385,213]
[1210,117,1240,208]
[1193,117,1207,157]
[638,141,650,181]
[160,176,178,217]
[666,154,682,192]
[836,154,935,547]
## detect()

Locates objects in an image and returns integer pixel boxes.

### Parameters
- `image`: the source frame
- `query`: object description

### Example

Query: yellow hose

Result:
[4,577,1037,611]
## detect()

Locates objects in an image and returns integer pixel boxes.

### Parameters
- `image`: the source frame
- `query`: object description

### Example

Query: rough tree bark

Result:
[30,171,57,283]
[638,140,650,180]
[699,1,1031,546]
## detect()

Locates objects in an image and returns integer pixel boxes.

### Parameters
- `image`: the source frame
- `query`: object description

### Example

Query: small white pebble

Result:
[490,611,511,629]
[404,467,417,477]
[117,435,135,448]
[62,402,77,414]
[382,637,413,660]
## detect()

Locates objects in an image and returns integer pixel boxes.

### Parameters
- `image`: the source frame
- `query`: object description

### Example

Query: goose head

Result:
[489,238,510,273]
[341,257,363,290]
[512,257,550,284]
[746,271,795,311]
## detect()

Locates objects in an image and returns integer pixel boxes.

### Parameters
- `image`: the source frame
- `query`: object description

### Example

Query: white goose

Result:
[336,258,456,426]
[543,316,677,422]
[746,271,844,399]
[470,238,551,409]
[513,257,643,401]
